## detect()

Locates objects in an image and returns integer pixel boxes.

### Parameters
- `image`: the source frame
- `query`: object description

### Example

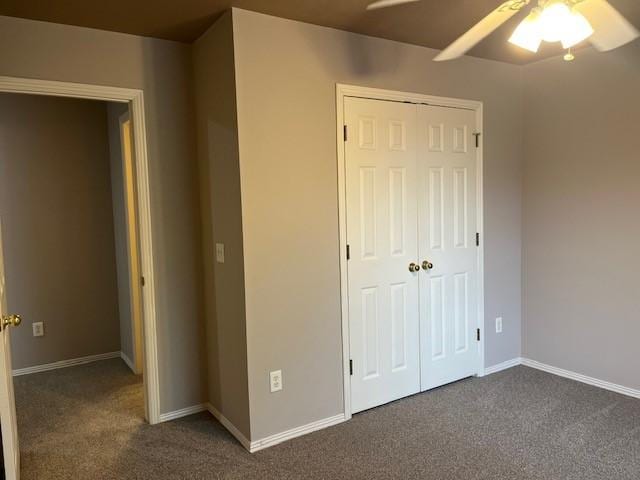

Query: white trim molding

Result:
[205,404,348,453]
[249,414,347,453]
[158,404,207,423]
[0,77,140,102]
[482,357,640,400]
[336,84,485,418]
[206,403,252,451]
[483,357,523,376]
[12,351,121,377]
[521,358,640,400]
[0,76,161,425]
[336,84,483,111]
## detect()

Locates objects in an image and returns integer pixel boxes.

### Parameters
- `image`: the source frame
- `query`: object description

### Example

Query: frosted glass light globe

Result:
[539,2,573,42]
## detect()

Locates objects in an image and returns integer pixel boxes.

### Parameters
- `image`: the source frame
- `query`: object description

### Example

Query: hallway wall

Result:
[0,93,121,370]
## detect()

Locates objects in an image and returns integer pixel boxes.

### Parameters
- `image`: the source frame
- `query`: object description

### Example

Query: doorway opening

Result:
[336,84,485,418]
[0,77,160,480]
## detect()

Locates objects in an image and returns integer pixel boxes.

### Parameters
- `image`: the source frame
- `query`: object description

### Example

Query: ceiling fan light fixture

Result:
[425,0,636,63]
[509,10,543,53]
[509,1,595,54]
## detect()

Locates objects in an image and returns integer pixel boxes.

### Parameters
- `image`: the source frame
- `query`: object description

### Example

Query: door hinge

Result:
[477,328,481,342]
[473,132,481,148]
[346,244,350,260]
[476,232,480,246]
[343,125,348,142]
[349,359,353,376]
[141,276,146,287]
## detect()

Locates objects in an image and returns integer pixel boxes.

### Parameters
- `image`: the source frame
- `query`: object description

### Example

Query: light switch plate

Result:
[496,317,503,334]
[215,243,225,263]
[32,322,44,337]
[270,370,283,393]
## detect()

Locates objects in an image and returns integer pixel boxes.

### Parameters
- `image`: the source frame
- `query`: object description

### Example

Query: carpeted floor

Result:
[13,359,640,479]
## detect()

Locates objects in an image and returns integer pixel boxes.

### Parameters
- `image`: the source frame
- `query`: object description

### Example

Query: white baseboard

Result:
[484,357,523,376]
[205,403,346,453]
[206,403,252,451]
[12,351,121,376]
[120,351,136,373]
[521,358,640,400]
[249,413,347,453]
[158,404,207,423]
[482,357,640,400]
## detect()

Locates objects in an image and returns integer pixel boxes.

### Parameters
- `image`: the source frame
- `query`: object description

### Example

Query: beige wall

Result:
[0,94,120,370]
[107,101,135,366]
[193,11,251,437]
[0,15,206,413]
[522,43,640,390]
[231,8,524,441]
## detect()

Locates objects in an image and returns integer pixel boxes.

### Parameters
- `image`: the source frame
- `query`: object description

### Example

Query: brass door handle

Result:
[409,263,421,273]
[2,314,22,330]
[422,260,434,270]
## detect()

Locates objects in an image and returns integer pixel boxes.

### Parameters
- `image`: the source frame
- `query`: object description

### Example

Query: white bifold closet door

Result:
[346,96,479,414]
[417,105,479,392]
[345,97,421,414]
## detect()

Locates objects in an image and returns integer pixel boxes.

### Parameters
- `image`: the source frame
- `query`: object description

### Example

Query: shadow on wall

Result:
[294,18,407,77]
[193,9,251,438]
[138,39,208,411]
[204,116,249,428]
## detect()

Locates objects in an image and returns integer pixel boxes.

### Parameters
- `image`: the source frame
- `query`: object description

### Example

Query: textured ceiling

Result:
[1,0,638,64]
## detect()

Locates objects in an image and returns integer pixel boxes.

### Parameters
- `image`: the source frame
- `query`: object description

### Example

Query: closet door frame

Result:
[336,84,485,419]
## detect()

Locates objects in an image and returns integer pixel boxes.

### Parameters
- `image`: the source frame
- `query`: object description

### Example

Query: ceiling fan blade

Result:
[366,0,421,11]
[574,0,639,51]
[433,1,523,62]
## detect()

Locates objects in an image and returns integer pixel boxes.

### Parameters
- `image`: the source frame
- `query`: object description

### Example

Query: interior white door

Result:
[345,97,421,413]
[417,105,479,391]
[0,222,20,480]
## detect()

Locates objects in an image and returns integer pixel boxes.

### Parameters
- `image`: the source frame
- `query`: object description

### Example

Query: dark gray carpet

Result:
[14,359,640,479]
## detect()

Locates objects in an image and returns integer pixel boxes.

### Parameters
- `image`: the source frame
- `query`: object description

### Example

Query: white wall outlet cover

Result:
[496,317,503,334]
[215,243,225,263]
[270,370,283,393]
[32,322,44,337]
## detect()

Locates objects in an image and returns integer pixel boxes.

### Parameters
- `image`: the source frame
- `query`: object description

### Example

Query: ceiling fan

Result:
[366,0,639,61]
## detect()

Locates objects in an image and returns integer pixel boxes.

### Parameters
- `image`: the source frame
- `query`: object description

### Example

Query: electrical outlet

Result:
[215,243,225,263]
[496,317,503,334]
[32,322,44,337]
[270,370,283,393]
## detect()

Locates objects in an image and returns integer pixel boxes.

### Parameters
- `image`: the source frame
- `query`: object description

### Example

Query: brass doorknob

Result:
[409,263,421,273]
[422,260,434,270]
[2,314,22,330]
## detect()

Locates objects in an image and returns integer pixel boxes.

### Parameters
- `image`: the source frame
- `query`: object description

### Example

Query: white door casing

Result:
[345,96,421,413]
[418,105,480,391]
[0,221,20,480]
